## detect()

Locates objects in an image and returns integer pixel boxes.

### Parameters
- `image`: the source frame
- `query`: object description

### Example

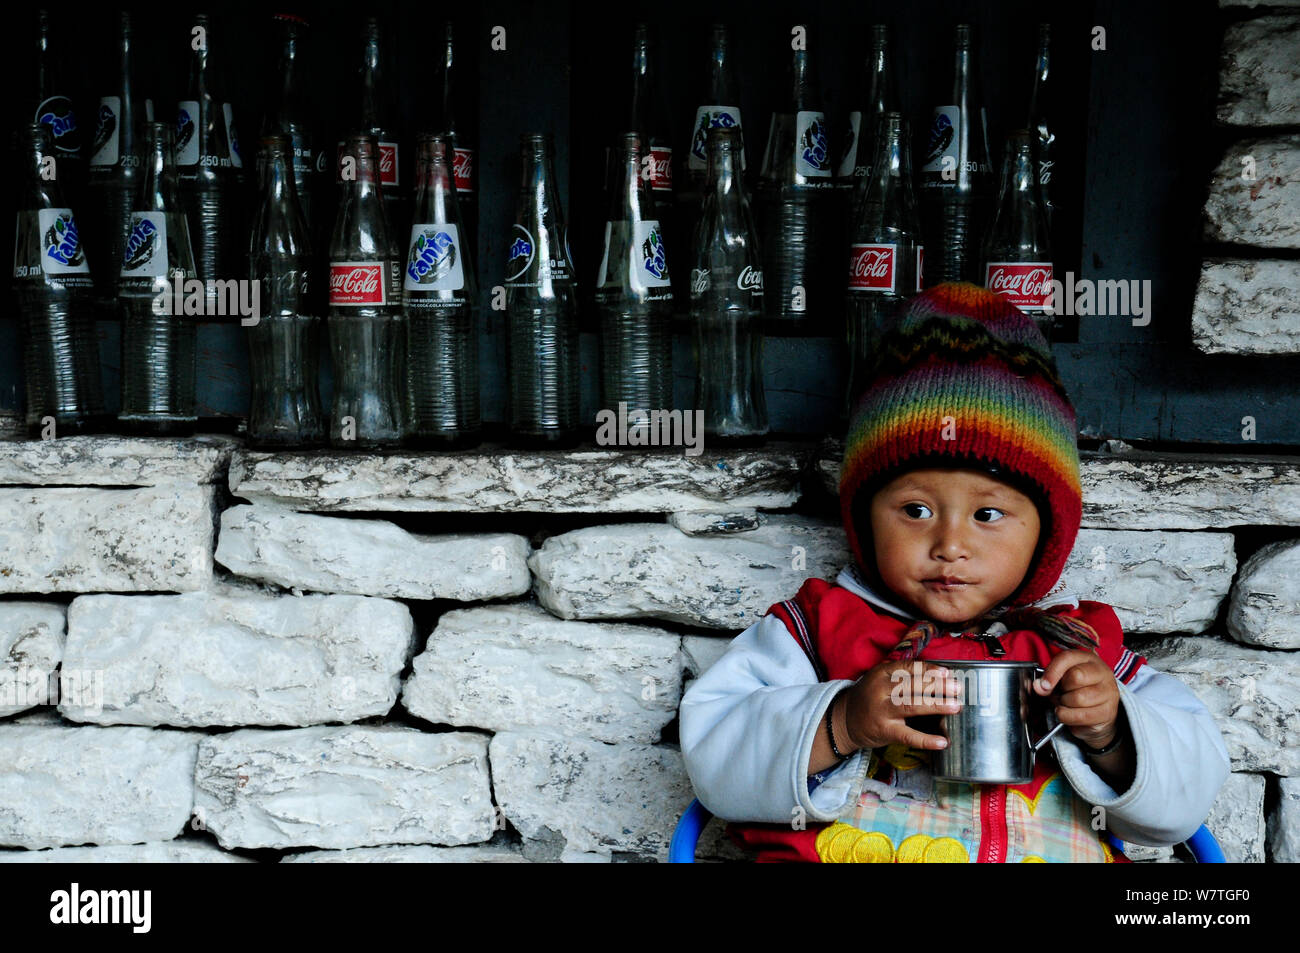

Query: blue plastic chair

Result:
[668,798,1226,863]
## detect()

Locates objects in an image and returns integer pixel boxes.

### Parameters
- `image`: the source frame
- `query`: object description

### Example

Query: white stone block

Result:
[0,725,198,849]
[0,603,65,717]
[402,603,681,744]
[530,515,849,630]
[490,731,693,859]
[1226,539,1300,648]
[215,504,531,600]
[60,591,415,727]
[194,726,495,850]
[0,485,215,593]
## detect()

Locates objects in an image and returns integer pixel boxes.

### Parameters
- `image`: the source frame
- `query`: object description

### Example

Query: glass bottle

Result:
[596,133,674,434]
[504,133,580,446]
[405,133,479,448]
[247,134,322,448]
[690,127,767,444]
[12,123,106,435]
[327,133,406,449]
[117,121,198,434]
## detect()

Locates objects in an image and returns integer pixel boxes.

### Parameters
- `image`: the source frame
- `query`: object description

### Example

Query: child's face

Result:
[869,467,1041,629]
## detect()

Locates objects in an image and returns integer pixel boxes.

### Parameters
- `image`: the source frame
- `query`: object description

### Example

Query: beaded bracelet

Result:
[826,699,849,761]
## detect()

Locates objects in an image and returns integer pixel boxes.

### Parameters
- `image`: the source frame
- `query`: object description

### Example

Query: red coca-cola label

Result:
[985,262,1054,311]
[916,246,925,293]
[453,147,474,193]
[848,243,896,293]
[649,147,673,192]
[329,262,386,306]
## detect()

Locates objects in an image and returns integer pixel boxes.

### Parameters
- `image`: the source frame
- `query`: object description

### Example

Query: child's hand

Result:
[1033,650,1121,750]
[841,660,963,752]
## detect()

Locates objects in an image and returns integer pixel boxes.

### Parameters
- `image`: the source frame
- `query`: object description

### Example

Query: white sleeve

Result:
[678,613,864,824]
[1050,664,1231,847]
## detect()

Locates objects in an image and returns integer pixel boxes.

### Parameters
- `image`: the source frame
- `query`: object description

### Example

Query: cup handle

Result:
[1029,665,1067,753]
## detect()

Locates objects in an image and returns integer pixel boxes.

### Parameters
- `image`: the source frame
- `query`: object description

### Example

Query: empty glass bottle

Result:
[684,24,745,204]
[505,133,579,446]
[982,129,1054,337]
[691,127,767,444]
[31,10,84,204]
[247,135,322,448]
[85,11,153,304]
[12,123,106,435]
[755,24,837,333]
[404,133,479,448]
[117,122,198,434]
[177,12,245,297]
[328,133,406,449]
[596,133,674,432]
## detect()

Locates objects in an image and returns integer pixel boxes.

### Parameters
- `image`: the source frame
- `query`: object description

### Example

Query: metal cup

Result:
[928,659,1065,784]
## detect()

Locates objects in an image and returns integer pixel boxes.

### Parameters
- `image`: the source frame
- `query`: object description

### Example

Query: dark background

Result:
[6,0,1299,447]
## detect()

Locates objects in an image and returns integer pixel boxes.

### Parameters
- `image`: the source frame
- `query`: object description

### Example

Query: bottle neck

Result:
[261,150,297,202]
[709,31,736,102]
[360,28,384,129]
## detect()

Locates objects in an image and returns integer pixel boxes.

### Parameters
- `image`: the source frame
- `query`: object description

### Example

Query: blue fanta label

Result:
[505,224,535,284]
[120,211,167,279]
[90,96,120,167]
[223,103,242,168]
[795,110,831,178]
[176,101,199,166]
[38,208,91,276]
[689,105,745,171]
[35,96,80,154]
[636,221,670,290]
[404,223,464,292]
[923,105,960,173]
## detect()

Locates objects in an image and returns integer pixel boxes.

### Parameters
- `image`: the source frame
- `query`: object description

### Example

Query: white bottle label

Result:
[794,110,831,178]
[37,209,92,276]
[224,103,242,168]
[922,105,961,174]
[90,96,120,167]
[403,223,465,292]
[836,110,862,179]
[176,100,200,166]
[688,105,745,172]
[120,211,168,278]
[632,220,671,293]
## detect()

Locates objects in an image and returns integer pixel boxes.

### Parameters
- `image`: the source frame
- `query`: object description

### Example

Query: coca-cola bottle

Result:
[428,21,477,255]
[596,133,674,431]
[31,10,84,206]
[177,12,245,298]
[756,24,836,332]
[1027,23,1055,228]
[920,23,992,286]
[404,133,479,448]
[684,24,744,204]
[85,11,153,304]
[691,127,767,443]
[12,123,106,435]
[261,14,319,231]
[628,24,678,304]
[982,129,1054,338]
[339,18,405,236]
[844,113,922,420]
[328,134,406,449]
[505,133,579,446]
[247,135,322,448]
[118,121,198,435]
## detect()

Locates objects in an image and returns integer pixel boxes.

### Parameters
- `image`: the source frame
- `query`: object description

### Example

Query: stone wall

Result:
[0,434,1297,862]
[1192,1,1300,353]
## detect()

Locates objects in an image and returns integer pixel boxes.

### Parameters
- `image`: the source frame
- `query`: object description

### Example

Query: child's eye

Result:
[903,503,932,519]
[976,508,1006,523]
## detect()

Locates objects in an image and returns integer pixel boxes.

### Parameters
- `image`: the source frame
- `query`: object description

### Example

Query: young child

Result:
[679,282,1231,863]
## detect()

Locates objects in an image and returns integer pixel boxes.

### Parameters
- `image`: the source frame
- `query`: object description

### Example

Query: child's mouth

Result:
[924,579,972,592]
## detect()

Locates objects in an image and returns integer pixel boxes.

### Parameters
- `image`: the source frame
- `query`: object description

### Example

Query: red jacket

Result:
[727,576,1146,863]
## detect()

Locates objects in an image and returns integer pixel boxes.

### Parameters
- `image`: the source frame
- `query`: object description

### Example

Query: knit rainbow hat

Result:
[839,282,1082,608]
